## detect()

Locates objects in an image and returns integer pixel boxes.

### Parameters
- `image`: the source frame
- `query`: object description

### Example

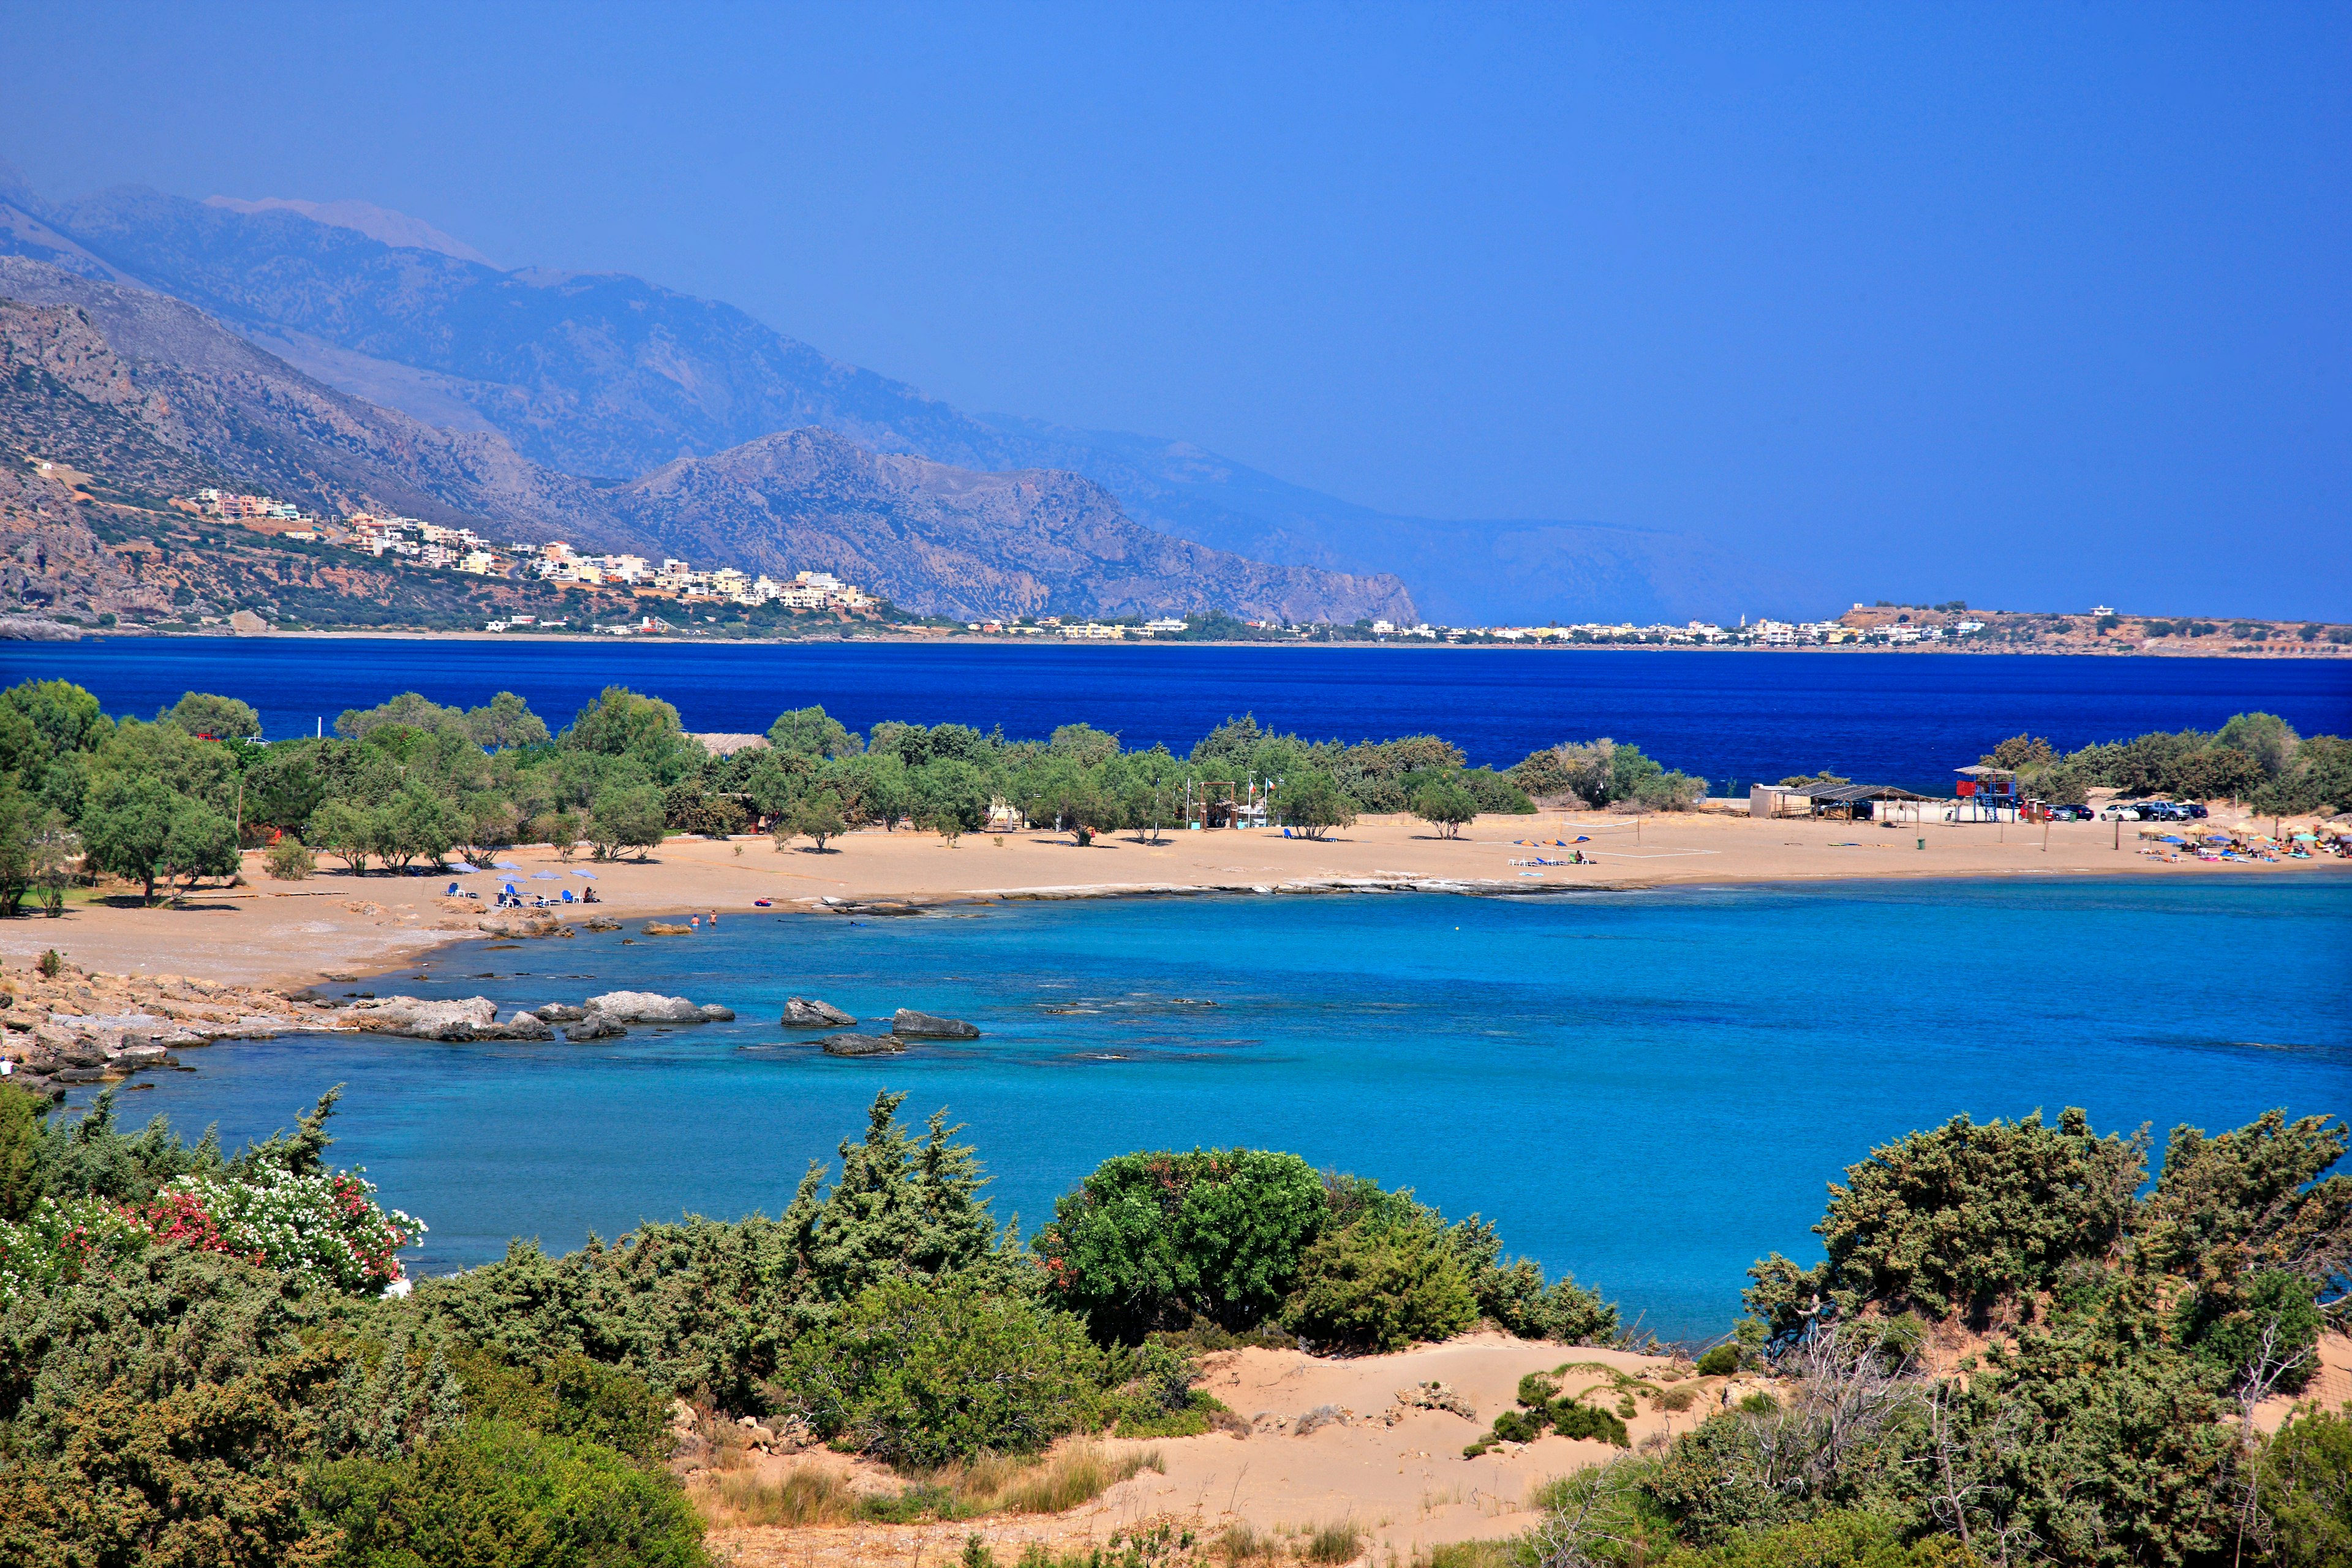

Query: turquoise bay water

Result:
[80,877,2350,1338]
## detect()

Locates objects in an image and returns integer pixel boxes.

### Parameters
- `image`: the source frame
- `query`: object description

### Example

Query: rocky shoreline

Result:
[0,957,739,1098]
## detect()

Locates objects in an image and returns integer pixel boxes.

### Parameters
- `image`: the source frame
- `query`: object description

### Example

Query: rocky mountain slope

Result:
[0,257,1411,623]
[614,429,1409,624]
[0,168,1814,622]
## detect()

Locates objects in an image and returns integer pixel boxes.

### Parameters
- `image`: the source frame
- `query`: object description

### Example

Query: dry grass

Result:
[1303,1520,1365,1565]
[983,1442,1162,1515]
[698,1465,859,1528]
[1216,1523,1281,1566]
[1419,1541,1517,1568]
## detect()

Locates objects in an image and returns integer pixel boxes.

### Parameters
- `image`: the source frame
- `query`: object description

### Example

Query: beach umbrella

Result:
[530,872,560,880]
[2160,835,2185,845]
[447,861,480,873]
[571,870,597,879]
[2293,832,2318,842]
[494,861,523,870]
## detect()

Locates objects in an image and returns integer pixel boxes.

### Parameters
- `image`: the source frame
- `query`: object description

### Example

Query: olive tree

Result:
[1280,769,1355,840]
[1411,777,1479,839]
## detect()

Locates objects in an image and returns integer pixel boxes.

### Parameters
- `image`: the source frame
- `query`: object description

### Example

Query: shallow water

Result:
[81,876,2350,1338]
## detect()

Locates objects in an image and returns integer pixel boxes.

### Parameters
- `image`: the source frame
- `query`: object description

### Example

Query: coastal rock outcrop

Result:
[347,996,553,1041]
[820,1033,905,1057]
[564,1015,627,1041]
[533,1003,588,1022]
[479,912,568,939]
[891,1008,979,1039]
[695,1003,736,1022]
[782,997,855,1027]
[586,991,706,1024]
[0,962,332,1094]
[1393,1382,1477,1420]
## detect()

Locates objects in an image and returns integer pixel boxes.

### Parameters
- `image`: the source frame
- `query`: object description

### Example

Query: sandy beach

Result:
[5,806,2341,991]
[698,1327,2352,1567]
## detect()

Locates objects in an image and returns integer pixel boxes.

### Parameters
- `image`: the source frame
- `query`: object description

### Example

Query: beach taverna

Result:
[1748,782,1942,821]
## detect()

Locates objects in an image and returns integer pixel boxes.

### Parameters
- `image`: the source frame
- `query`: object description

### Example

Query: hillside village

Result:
[85,483,2350,652]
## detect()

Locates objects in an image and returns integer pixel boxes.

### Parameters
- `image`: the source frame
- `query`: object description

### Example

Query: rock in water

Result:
[643,921,693,936]
[695,1003,736,1022]
[781,997,856,1027]
[502,1011,555,1041]
[891,1008,979,1039]
[587,990,702,1023]
[533,1002,588,1022]
[820,1033,905,1057]
[564,1015,628,1041]
[347,995,505,1040]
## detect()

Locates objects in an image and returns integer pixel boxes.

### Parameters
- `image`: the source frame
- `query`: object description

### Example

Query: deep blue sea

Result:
[70,878,2351,1340]
[6,639,2348,794]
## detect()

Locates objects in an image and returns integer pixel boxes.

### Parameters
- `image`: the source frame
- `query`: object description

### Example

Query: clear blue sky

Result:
[4,2,2345,618]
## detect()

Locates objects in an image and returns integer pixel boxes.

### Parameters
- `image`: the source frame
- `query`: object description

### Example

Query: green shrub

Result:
[449,1344,673,1465]
[306,1418,707,1567]
[1744,1107,2144,1338]
[1103,1338,1224,1436]
[1694,1344,1739,1377]
[1475,1256,1621,1344]
[2178,1270,2323,1390]
[2255,1403,2352,1568]
[1490,1408,1543,1443]
[0,1083,42,1222]
[1650,1509,1972,1567]
[265,836,315,880]
[416,1092,1010,1407]
[773,1275,1104,1466]
[1280,1200,1476,1352]
[1034,1148,1327,1338]
[1550,1400,1630,1447]
[0,1349,345,1567]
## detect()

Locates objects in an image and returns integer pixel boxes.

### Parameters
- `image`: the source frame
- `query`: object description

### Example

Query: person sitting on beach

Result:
[582,887,600,903]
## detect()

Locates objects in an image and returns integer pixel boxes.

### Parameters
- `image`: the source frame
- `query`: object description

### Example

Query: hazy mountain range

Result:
[1,164,1819,624]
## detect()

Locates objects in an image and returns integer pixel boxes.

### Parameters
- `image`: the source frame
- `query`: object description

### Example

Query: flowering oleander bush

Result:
[0,1195,151,1297]
[0,1167,421,1300]
[164,1167,423,1293]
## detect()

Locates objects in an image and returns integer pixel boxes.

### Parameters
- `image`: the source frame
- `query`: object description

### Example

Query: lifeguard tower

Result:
[1951,765,2020,822]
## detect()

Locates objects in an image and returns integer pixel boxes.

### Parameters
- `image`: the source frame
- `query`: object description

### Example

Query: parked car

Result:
[2098,802,2145,821]
[2181,802,2209,819]
[2046,803,2095,821]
